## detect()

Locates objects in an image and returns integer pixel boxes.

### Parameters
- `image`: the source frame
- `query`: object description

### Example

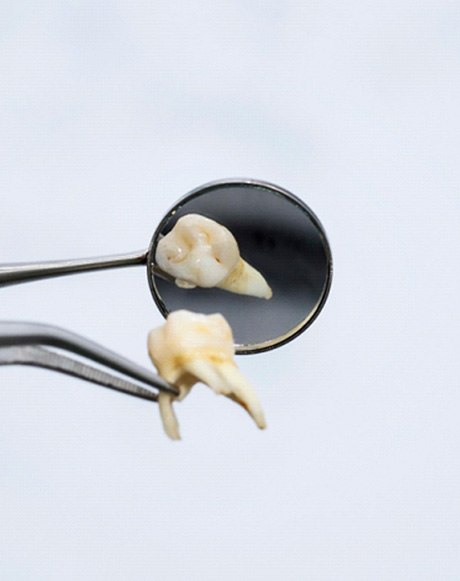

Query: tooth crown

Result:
[148,310,233,380]
[155,214,240,288]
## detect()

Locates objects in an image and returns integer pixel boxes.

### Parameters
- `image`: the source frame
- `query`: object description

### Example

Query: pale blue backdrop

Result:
[1,1,459,579]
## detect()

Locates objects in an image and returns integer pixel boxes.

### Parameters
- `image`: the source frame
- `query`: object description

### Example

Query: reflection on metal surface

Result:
[148,179,332,354]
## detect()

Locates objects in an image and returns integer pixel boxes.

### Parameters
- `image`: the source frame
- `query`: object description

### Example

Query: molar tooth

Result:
[155,214,239,289]
[147,310,266,440]
[155,214,272,300]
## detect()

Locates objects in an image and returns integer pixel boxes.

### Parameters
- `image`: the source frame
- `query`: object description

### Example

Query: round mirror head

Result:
[147,179,332,354]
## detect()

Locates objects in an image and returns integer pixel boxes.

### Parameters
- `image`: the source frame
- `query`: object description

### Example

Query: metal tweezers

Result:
[0,322,178,402]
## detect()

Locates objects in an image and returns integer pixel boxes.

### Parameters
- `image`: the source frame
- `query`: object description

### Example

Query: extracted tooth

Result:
[148,310,266,440]
[155,213,272,299]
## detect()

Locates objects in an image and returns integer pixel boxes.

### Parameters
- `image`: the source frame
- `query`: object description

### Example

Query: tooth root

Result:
[158,392,181,440]
[185,360,266,430]
[225,394,266,429]
[223,367,266,430]
[217,258,272,300]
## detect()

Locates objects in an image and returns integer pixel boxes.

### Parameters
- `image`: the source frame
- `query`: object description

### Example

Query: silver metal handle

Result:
[0,250,148,287]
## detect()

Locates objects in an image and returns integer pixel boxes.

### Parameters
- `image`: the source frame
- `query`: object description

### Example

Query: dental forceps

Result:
[0,322,178,402]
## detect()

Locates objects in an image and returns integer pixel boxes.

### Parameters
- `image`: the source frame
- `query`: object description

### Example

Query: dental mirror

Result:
[147,179,332,354]
[0,179,332,354]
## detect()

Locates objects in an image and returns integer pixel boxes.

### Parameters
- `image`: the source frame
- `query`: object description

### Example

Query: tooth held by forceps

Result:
[155,214,272,299]
[148,310,266,440]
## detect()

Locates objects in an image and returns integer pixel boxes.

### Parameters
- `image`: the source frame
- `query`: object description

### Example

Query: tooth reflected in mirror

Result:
[148,309,266,440]
[155,214,272,300]
[148,179,333,354]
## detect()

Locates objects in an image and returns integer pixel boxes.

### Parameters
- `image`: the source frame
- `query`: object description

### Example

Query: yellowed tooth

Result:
[155,214,272,300]
[147,310,266,440]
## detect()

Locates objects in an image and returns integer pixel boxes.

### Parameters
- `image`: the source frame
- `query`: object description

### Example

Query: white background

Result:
[1,1,459,579]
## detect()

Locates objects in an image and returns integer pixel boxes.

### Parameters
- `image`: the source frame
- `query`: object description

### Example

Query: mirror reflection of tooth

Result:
[155,214,239,289]
[155,213,272,299]
[147,310,266,440]
[175,279,197,289]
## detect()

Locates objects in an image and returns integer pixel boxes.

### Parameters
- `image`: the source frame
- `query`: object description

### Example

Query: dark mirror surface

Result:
[147,180,332,354]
